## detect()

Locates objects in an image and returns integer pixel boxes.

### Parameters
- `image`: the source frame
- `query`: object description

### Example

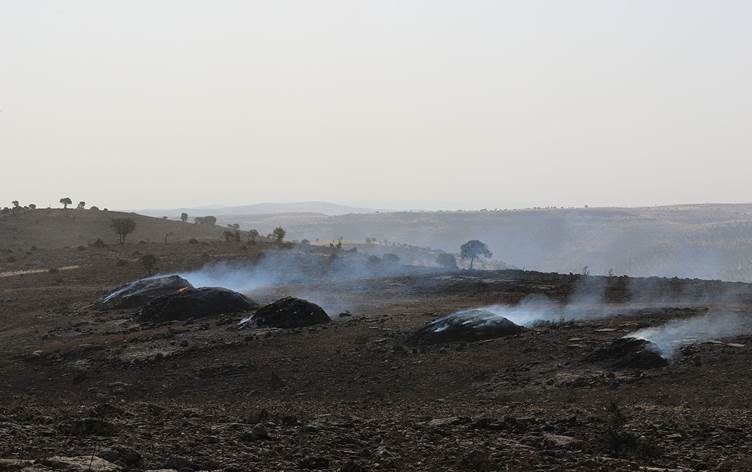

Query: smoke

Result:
[626,312,748,359]
[177,249,437,312]
[451,294,628,328]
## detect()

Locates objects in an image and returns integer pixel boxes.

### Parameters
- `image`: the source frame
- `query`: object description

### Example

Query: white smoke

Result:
[626,312,748,359]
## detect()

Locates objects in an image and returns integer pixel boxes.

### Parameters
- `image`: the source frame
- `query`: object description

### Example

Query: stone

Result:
[410,309,525,344]
[96,275,192,310]
[244,297,331,329]
[139,287,257,322]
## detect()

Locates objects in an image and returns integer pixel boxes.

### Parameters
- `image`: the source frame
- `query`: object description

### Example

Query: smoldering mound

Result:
[410,309,526,344]
[586,337,668,369]
[96,274,193,310]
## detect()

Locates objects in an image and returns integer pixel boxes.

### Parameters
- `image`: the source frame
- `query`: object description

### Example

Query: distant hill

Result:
[0,208,243,249]
[211,204,752,282]
[137,201,382,219]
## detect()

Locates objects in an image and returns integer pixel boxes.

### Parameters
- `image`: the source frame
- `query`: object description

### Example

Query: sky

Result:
[2,1,751,211]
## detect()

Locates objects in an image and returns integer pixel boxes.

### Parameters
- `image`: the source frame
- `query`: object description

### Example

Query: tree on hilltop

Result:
[60,197,72,209]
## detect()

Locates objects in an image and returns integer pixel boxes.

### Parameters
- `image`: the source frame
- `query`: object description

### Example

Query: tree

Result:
[436,252,458,270]
[180,212,188,223]
[28,203,36,210]
[140,254,158,274]
[77,201,86,210]
[11,200,19,208]
[248,229,260,244]
[460,240,492,270]
[111,218,136,245]
[60,197,72,209]
[272,227,286,243]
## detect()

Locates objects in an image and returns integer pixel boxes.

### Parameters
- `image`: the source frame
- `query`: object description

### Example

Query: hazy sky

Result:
[2,1,751,211]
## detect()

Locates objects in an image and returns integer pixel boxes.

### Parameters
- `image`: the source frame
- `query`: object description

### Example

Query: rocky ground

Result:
[2,242,752,471]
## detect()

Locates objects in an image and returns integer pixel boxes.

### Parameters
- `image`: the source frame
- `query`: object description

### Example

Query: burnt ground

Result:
[2,243,752,471]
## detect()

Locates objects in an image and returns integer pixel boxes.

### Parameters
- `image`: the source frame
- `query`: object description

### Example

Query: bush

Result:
[188,238,199,244]
[140,254,158,274]
[91,238,107,248]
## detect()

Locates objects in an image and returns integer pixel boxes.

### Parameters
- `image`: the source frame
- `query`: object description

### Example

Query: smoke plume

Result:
[626,312,748,359]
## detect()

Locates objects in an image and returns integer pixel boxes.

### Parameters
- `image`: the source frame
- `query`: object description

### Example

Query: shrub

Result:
[140,254,158,274]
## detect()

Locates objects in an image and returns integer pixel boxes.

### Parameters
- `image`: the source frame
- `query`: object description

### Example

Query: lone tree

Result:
[77,201,86,210]
[180,212,188,223]
[436,252,458,270]
[272,227,286,243]
[60,197,72,209]
[460,240,492,270]
[248,229,259,244]
[111,218,136,245]
[140,254,158,274]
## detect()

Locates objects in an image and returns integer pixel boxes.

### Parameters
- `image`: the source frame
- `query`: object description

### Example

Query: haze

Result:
[2,1,751,211]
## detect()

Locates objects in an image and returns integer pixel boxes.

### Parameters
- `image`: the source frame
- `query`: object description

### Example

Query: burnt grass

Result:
[2,242,752,470]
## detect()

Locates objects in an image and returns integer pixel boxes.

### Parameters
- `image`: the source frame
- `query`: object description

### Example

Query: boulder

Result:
[139,287,257,322]
[244,297,330,329]
[96,275,193,310]
[410,309,525,344]
[586,337,668,369]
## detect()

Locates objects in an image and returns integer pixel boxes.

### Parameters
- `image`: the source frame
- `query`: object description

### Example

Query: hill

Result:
[0,208,246,249]
[136,201,382,219]
[212,204,752,282]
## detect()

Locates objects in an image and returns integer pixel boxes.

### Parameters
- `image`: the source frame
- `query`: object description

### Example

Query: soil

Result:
[2,241,752,471]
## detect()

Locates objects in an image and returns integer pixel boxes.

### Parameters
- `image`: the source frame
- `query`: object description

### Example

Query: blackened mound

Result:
[248,297,331,329]
[587,337,668,369]
[410,309,525,344]
[96,275,193,310]
[139,287,257,322]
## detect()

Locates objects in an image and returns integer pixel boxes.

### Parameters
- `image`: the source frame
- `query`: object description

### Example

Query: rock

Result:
[99,446,142,468]
[58,418,117,436]
[410,309,525,344]
[299,455,329,469]
[0,458,34,470]
[543,433,583,449]
[139,287,257,322]
[239,424,269,441]
[458,449,493,471]
[338,460,366,472]
[161,455,193,471]
[96,275,192,310]
[586,337,668,369]
[39,456,120,471]
[427,416,467,428]
[244,297,331,329]
[89,403,125,418]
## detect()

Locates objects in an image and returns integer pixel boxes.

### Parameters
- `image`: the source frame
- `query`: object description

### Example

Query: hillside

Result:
[211,204,752,282]
[137,201,382,218]
[0,208,245,249]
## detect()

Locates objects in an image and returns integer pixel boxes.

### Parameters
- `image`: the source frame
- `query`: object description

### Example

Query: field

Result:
[2,229,752,471]
[192,204,752,282]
